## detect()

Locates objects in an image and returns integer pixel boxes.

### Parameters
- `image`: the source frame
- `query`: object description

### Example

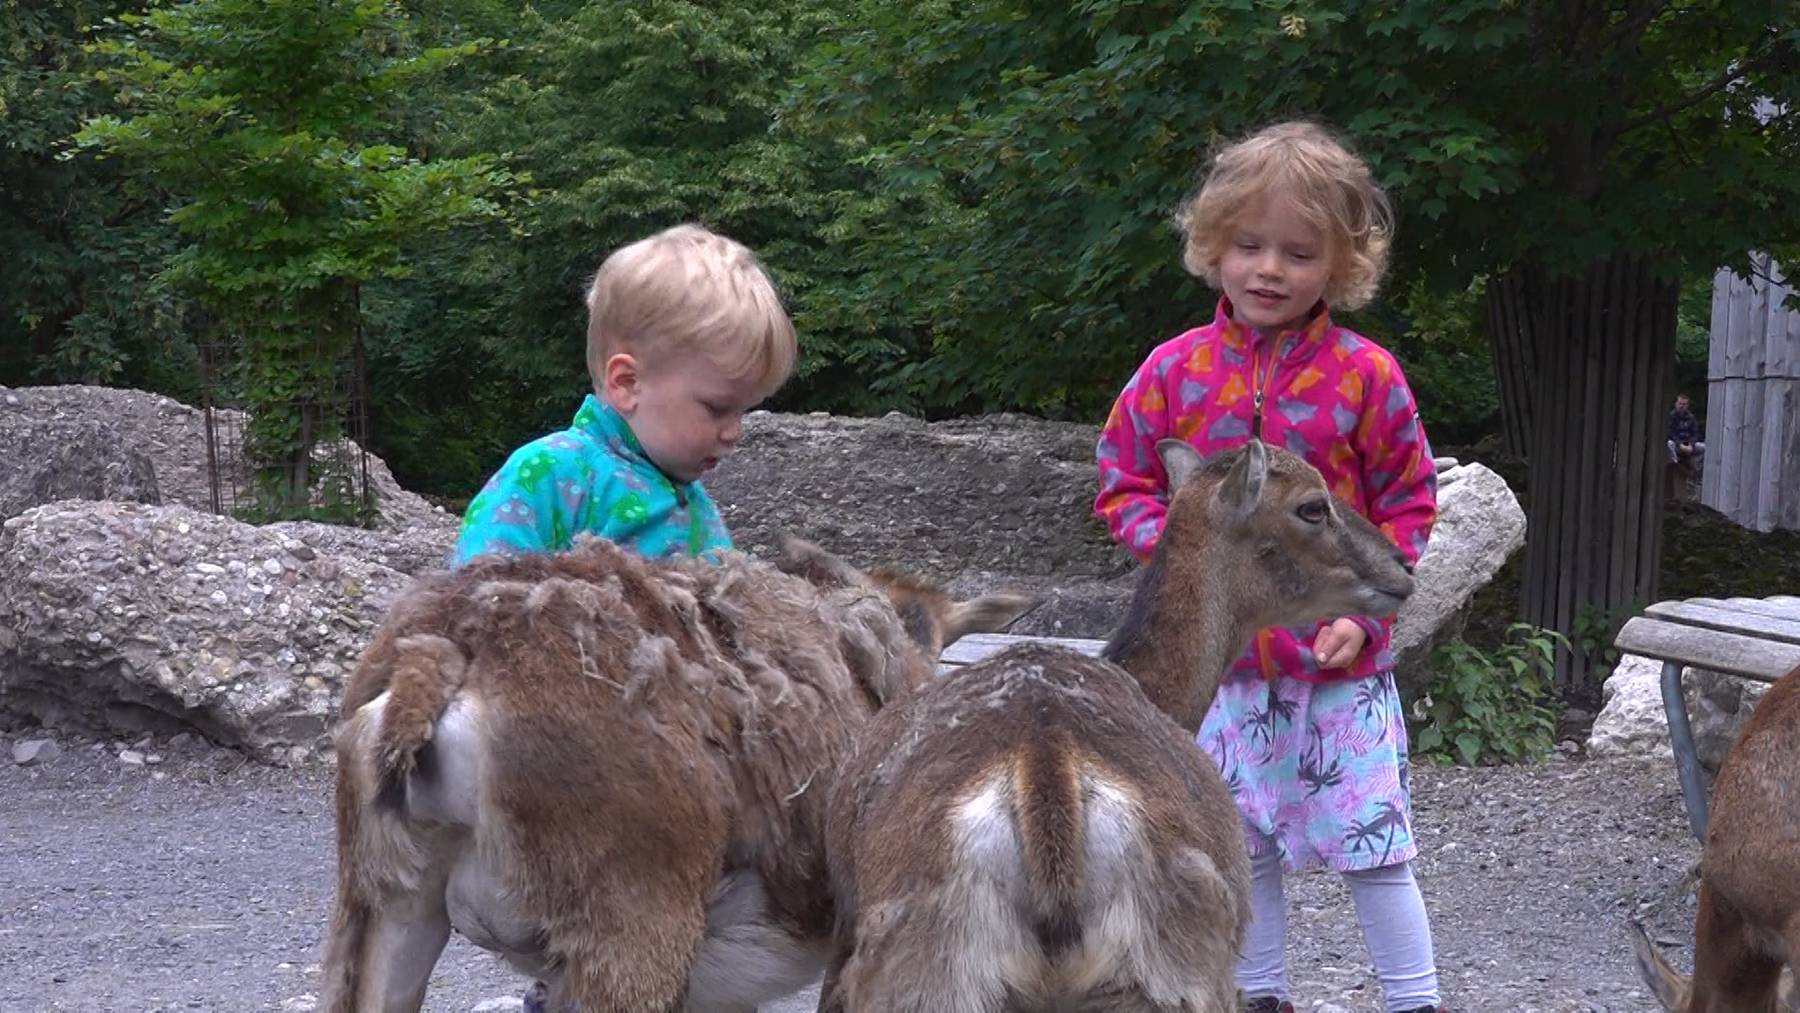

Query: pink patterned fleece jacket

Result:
[1094,299,1437,683]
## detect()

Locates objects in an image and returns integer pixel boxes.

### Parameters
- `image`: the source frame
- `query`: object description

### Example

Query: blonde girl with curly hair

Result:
[1095,120,1447,1013]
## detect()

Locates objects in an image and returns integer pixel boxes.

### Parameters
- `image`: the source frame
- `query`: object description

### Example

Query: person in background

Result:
[1667,392,1704,471]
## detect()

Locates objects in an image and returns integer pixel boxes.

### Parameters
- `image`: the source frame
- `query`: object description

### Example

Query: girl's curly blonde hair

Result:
[1175,121,1393,310]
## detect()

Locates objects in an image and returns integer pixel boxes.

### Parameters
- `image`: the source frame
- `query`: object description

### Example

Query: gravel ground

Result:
[1,731,1703,1012]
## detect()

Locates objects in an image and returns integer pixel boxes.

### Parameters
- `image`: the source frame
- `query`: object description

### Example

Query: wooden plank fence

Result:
[1703,255,1800,532]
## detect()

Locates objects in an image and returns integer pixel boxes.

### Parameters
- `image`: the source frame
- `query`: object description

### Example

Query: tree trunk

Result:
[1486,269,1540,458]
[1491,255,1677,703]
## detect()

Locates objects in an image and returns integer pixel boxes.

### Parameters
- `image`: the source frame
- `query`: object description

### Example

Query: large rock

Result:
[1587,652,1772,772]
[0,396,161,519]
[0,383,453,534]
[0,500,429,762]
[708,411,1129,583]
[712,410,1148,639]
[267,514,458,583]
[1392,460,1527,702]
[1587,655,1676,761]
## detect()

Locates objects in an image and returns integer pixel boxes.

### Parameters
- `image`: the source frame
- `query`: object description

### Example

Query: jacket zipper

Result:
[668,479,710,556]
[1250,338,1283,439]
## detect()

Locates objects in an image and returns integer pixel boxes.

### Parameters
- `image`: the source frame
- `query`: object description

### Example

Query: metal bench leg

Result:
[1659,660,1708,839]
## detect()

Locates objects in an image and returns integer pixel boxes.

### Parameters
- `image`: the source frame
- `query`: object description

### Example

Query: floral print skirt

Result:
[1198,670,1416,873]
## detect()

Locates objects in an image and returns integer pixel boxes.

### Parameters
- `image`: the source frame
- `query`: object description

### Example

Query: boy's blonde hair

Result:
[585,224,797,401]
[1175,121,1393,310]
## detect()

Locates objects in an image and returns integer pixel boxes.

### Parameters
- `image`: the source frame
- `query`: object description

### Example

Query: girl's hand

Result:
[1313,618,1367,669]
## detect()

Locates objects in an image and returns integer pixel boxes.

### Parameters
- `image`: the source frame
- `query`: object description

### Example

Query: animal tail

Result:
[1011,732,1086,953]
[371,634,468,811]
[1627,915,1689,1010]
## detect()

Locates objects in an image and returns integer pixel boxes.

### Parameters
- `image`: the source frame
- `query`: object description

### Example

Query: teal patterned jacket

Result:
[452,394,732,567]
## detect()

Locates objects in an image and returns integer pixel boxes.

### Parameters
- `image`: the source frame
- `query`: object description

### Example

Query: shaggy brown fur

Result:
[320,535,1032,1012]
[821,439,1417,1012]
[1631,661,1800,1013]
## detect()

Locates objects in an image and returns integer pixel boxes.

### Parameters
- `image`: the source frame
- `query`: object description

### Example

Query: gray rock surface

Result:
[1588,656,1674,762]
[708,410,1128,582]
[1392,461,1528,702]
[0,732,1695,1012]
[0,383,451,533]
[1588,652,1772,773]
[11,737,60,766]
[0,500,417,762]
[1684,665,1773,772]
[0,407,162,520]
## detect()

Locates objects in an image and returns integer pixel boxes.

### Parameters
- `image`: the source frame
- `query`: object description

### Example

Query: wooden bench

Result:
[1613,595,1800,839]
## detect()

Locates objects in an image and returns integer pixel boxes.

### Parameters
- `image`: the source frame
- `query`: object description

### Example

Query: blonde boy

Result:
[453,223,796,565]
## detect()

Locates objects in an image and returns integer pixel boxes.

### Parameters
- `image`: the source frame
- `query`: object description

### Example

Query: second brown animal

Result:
[820,439,1417,1012]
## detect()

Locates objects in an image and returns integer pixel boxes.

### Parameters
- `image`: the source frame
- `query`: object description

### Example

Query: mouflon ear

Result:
[1156,438,1207,492]
[1213,439,1268,527]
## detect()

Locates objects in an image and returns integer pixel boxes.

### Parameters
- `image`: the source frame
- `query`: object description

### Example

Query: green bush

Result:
[1410,623,1563,766]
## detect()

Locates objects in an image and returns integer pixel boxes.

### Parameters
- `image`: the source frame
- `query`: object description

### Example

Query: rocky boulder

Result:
[0,500,426,763]
[1588,651,1773,773]
[710,410,1137,638]
[0,394,161,518]
[1391,460,1528,703]
[0,383,453,534]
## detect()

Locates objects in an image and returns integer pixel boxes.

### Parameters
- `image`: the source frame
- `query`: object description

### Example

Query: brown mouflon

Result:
[321,535,1033,1011]
[819,439,1417,1012]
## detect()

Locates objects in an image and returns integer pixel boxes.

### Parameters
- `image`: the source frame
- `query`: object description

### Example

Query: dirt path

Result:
[1,732,1701,1012]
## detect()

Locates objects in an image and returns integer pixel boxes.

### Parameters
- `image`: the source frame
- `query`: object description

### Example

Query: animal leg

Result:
[1778,917,1800,1012]
[683,872,826,1012]
[1068,983,1169,1012]
[835,900,1010,1013]
[1686,884,1786,1012]
[546,866,714,1013]
[345,879,453,1012]
[322,703,456,1013]
[816,958,849,1013]
[1070,846,1241,1013]
[1070,982,1234,1013]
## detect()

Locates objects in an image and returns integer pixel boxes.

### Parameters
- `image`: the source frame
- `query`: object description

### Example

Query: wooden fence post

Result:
[1705,256,1800,533]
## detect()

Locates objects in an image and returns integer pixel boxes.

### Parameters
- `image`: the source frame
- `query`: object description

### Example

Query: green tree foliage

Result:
[1356,275,1499,447]
[73,0,514,517]
[359,0,884,496]
[789,0,1539,417]
[788,0,1797,414]
[1,0,193,395]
